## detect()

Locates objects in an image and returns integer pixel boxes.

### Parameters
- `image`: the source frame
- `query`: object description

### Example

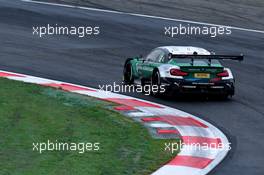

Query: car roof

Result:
[158,46,211,55]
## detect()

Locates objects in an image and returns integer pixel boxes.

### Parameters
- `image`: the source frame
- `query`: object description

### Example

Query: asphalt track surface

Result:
[0,0,264,174]
[46,0,264,30]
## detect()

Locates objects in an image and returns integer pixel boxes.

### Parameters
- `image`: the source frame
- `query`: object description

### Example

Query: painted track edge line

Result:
[21,0,264,34]
[0,70,230,175]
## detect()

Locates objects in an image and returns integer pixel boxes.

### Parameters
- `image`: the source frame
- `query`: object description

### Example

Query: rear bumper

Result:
[161,77,235,95]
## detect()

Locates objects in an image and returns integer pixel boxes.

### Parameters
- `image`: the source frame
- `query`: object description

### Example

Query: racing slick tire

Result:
[151,70,166,97]
[123,59,134,85]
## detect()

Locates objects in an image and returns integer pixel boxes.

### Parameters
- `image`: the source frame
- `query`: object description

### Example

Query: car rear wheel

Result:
[151,71,162,97]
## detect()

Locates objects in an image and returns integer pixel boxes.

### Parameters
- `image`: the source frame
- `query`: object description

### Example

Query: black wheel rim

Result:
[152,72,160,95]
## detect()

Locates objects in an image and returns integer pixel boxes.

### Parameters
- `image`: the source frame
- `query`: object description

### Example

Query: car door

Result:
[141,49,165,79]
[137,50,155,77]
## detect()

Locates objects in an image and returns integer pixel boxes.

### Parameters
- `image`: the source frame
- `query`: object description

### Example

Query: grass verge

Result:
[0,78,179,175]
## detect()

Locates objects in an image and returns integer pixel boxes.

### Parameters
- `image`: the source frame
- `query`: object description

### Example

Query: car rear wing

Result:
[170,54,244,65]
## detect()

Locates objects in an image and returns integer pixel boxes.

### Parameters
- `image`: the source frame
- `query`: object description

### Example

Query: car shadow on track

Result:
[157,93,233,102]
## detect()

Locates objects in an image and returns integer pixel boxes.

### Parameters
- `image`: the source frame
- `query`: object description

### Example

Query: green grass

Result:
[0,78,179,175]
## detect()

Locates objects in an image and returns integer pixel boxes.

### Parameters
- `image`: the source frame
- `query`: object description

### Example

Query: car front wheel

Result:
[123,62,134,84]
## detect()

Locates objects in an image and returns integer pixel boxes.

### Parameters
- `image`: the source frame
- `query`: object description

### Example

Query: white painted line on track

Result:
[21,0,264,34]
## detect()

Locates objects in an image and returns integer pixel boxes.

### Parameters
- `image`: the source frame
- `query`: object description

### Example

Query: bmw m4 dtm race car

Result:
[123,46,243,98]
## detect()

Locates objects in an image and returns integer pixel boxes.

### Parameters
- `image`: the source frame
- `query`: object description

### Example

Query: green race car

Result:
[123,46,243,98]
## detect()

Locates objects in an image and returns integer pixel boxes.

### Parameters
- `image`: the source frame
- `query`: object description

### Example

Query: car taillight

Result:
[217,70,229,77]
[170,69,188,76]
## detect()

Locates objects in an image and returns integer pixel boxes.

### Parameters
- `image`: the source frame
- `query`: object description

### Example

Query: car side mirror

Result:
[139,54,146,62]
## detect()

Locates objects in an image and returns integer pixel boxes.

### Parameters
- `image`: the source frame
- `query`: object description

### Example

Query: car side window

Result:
[162,55,169,63]
[146,50,160,62]
[156,51,166,63]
